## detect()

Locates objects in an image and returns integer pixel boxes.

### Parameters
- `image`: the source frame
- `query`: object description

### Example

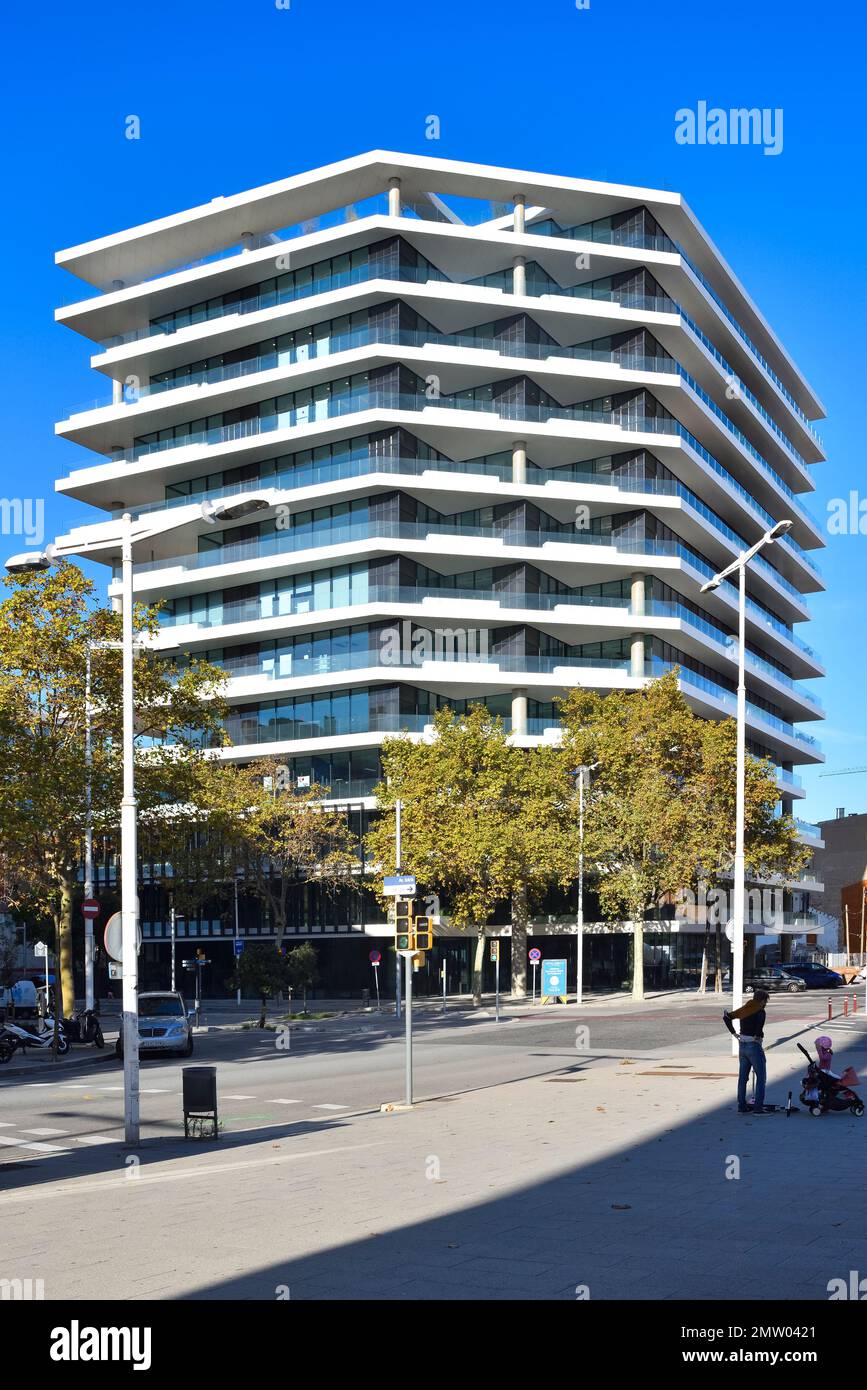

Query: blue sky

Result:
[1,0,863,821]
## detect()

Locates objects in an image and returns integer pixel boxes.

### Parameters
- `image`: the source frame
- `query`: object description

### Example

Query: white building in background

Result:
[52,151,826,994]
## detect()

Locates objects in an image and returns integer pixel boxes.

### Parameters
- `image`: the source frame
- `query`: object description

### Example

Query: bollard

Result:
[844,995,849,1017]
[828,995,833,1021]
[854,994,859,1015]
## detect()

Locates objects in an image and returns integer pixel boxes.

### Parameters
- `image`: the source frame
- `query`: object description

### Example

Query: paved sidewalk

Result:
[1,1009,865,1301]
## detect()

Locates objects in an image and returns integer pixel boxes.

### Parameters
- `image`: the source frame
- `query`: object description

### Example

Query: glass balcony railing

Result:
[115,380,818,544]
[656,659,820,750]
[115,446,812,599]
[525,214,822,446]
[99,260,443,349]
[136,514,809,646]
[220,708,559,746]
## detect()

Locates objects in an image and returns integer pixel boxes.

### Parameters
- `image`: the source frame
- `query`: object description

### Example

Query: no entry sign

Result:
[82,899,99,920]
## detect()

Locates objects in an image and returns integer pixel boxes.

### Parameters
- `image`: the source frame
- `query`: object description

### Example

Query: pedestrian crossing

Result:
[0,1080,360,1163]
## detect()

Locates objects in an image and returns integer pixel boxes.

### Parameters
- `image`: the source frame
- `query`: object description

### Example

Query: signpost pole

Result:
[234,876,241,1008]
[495,944,500,1023]
[404,953,413,1106]
[395,799,402,1022]
[170,905,176,994]
[373,963,381,1011]
[442,959,447,1014]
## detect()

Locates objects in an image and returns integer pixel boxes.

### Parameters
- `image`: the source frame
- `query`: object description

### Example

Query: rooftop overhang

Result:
[55,149,825,420]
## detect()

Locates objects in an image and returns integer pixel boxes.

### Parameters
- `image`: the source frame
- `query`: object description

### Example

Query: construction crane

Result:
[819,766,867,778]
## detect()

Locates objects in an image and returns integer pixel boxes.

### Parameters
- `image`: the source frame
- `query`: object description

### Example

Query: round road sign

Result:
[369,950,382,965]
[529,948,541,963]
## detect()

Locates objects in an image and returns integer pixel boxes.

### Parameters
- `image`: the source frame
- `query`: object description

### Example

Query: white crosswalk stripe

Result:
[74,1135,116,1146]
[20,1128,68,1136]
[311,1103,348,1111]
[272,1099,302,1105]
[222,1094,256,1100]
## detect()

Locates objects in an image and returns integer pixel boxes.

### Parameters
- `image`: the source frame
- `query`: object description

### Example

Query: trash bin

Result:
[182,1065,218,1139]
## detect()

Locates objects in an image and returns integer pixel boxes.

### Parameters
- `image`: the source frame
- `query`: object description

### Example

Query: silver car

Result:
[115,991,194,1058]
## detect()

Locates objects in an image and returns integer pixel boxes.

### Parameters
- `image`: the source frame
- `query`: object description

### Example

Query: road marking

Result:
[20,1128,69,1136]
[0,1137,71,1153]
[272,1099,302,1105]
[0,1122,15,1128]
[74,1135,116,1146]
[222,1094,256,1100]
[141,1088,171,1093]
[311,1103,348,1111]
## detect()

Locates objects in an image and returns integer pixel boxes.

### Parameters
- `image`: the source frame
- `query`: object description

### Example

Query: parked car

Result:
[115,991,194,1059]
[744,966,806,994]
[778,963,844,990]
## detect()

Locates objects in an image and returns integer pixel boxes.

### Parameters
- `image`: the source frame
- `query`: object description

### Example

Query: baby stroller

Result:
[797,1040,864,1116]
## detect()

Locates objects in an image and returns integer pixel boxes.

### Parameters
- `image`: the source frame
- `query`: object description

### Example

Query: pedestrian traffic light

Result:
[395,898,414,950]
[412,951,426,969]
[414,916,433,951]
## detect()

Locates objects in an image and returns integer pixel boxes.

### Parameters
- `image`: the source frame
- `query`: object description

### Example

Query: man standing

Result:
[724,989,771,1114]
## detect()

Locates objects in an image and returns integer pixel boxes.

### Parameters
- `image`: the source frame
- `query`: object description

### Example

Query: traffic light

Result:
[395,898,414,950]
[412,951,426,969]
[414,916,433,951]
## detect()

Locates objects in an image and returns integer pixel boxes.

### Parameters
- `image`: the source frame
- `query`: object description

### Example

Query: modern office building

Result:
[53,151,827,994]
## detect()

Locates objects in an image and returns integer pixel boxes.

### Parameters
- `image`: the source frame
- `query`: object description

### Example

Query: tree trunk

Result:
[632,922,645,1001]
[699,925,711,995]
[58,871,76,1018]
[472,931,486,1006]
[259,995,267,1028]
[714,924,723,994]
[510,885,528,998]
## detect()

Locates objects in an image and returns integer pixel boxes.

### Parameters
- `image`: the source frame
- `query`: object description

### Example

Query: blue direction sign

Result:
[541,958,567,1001]
[233,939,245,956]
[383,874,417,897]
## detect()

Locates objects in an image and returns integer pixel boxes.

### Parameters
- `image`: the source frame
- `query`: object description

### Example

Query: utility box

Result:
[182,1065,218,1139]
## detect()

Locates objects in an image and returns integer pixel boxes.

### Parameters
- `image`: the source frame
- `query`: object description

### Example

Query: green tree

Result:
[193,757,359,947]
[0,562,226,1015]
[286,942,319,1015]
[559,671,808,1000]
[365,705,582,1003]
[231,942,291,1028]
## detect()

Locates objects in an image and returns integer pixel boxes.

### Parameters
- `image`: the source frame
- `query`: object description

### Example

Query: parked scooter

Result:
[0,1019,70,1055]
[48,1010,104,1048]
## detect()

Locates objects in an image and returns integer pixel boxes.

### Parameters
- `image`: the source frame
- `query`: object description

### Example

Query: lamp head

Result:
[4,547,54,574]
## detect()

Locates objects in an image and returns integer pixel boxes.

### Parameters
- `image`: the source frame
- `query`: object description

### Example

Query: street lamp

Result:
[5,489,277,1142]
[700,519,793,1053]
[571,763,598,1005]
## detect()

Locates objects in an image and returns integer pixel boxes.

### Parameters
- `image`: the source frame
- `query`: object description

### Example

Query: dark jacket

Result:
[738,1007,766,1040]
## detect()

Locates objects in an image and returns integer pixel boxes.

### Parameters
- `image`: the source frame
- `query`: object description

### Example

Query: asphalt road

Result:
[0,991,857,1169]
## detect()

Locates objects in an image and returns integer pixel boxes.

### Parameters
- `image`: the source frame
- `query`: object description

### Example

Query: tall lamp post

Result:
[6,489,277,1142]
[571,763,598,1006]
[699,519,793,1055]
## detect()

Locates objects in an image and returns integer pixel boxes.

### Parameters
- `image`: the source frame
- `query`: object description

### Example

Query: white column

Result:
[513,194,526,234]
[388,177,401,217]
[630,634,645,677]
[512,440,527,484]
[511,689,528,735]
[112,380,124,406]
[121,514,140,1144]
[513,256,526,297]
[240,231,255,253]
[630,573,646,616]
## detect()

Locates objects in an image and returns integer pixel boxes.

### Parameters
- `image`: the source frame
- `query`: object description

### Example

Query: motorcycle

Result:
[0,1019,70,1056]
[50,1009,104,1048]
